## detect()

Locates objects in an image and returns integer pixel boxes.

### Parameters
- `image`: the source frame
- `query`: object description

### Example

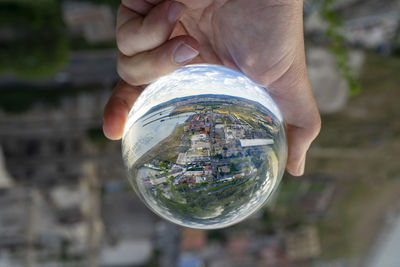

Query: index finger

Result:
[116,0,185,56]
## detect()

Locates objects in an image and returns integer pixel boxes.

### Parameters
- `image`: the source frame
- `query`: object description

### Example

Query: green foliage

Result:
[208,229,226,242]
[0,0,68,78]
[260,209,277,234]
[0,0,55,4]
[87,127,109,146]
[393,31,400,57]
[313,0,360,94]
[268,176,307,227]
[69,36,116,50]
[0,86,81,113]
[89,0,120,9]
[143,249,161,267]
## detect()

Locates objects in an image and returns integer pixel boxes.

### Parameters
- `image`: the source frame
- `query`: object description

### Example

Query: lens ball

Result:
[122,64,287,229]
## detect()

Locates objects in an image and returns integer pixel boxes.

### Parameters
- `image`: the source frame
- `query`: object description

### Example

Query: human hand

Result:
[103,0,321,176]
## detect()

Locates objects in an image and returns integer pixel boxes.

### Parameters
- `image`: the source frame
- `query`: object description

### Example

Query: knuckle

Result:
[116,27,141,56]
[116,28,130,55]
[116,19,144,56]
[117,63,140,86]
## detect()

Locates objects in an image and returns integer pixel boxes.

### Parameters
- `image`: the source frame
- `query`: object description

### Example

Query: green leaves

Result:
[0,0,68,78]
[313,0,360,94]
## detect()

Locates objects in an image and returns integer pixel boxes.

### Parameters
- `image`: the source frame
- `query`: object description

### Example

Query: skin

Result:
[103,0,321,176]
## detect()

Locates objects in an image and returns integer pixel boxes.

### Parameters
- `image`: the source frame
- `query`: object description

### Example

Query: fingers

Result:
[116,0,185,56]
[117,0,199,86]
[118,35,199,86]
[117,4,141,29]
[103,81,144,140]
[106,0,199,140]
[268,59,321,176]
[121,0,165,15]
[121,0,153,15]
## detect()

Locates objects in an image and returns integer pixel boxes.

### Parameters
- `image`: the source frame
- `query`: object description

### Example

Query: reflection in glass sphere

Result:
[122,64,287,229]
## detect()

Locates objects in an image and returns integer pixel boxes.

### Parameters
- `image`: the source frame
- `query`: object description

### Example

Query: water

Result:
[122,65,287,229]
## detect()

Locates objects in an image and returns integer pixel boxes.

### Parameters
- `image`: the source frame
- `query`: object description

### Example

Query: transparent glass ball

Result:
[122,64,287,229]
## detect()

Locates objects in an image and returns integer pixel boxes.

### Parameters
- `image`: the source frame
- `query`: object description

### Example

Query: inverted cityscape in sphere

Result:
[122,65,287,229]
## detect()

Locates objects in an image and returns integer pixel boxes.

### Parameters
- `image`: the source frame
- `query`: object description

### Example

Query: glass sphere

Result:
[122,64,287,229]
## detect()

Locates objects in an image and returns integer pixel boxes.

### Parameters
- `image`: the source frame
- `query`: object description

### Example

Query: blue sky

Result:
[124,64,283,136]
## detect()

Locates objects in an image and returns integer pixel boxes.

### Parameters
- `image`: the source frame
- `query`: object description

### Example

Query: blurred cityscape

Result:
[0,0,400,266]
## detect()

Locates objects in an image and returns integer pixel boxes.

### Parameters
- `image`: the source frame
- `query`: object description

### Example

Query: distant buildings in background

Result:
[0,50,119,89]
[285,226,321,262]
[62,1,115,44]
[0,147,14,188]
[0,0,398,266]
[101,189,155,266]
[344,11,399,51]
[0,71,335,267]
[0,86,136,266]
[304,0,400,113]
[305,0,400,52]
[173,223,322,267]
[0,88,119,185]
[340,0,400,52]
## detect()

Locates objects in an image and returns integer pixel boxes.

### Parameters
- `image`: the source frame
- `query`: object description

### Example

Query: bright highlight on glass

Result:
[122,64,287,229]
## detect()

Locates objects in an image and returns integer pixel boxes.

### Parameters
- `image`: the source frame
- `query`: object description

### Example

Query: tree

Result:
[0,0,68,78]
[89,0,120,9]
[310,0,360,94]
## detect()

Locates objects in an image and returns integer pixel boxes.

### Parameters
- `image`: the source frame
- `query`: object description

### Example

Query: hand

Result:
[103,0,321,176]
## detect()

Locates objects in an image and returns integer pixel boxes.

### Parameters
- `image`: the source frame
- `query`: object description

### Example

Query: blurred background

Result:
[0,0,399,266]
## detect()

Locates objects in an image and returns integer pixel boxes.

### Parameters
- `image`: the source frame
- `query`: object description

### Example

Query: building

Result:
[305,0,400,51]
[0,88,122,186]
[101,189,156,266]
[0,146,14,188]
[180,228,207,251]
[285,225,321,262]
[62,2,115,44]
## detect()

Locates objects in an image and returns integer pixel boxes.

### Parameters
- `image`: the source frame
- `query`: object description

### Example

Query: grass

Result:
[309,52,400,261]
[317,181,370,258]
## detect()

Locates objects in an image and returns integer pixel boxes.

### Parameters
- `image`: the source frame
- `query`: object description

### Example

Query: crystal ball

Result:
[122,64,287,229]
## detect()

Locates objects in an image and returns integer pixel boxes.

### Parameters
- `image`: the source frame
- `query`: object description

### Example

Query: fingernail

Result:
[168,1,184,23]
[296,155,306,176]
[174,43,199,63]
